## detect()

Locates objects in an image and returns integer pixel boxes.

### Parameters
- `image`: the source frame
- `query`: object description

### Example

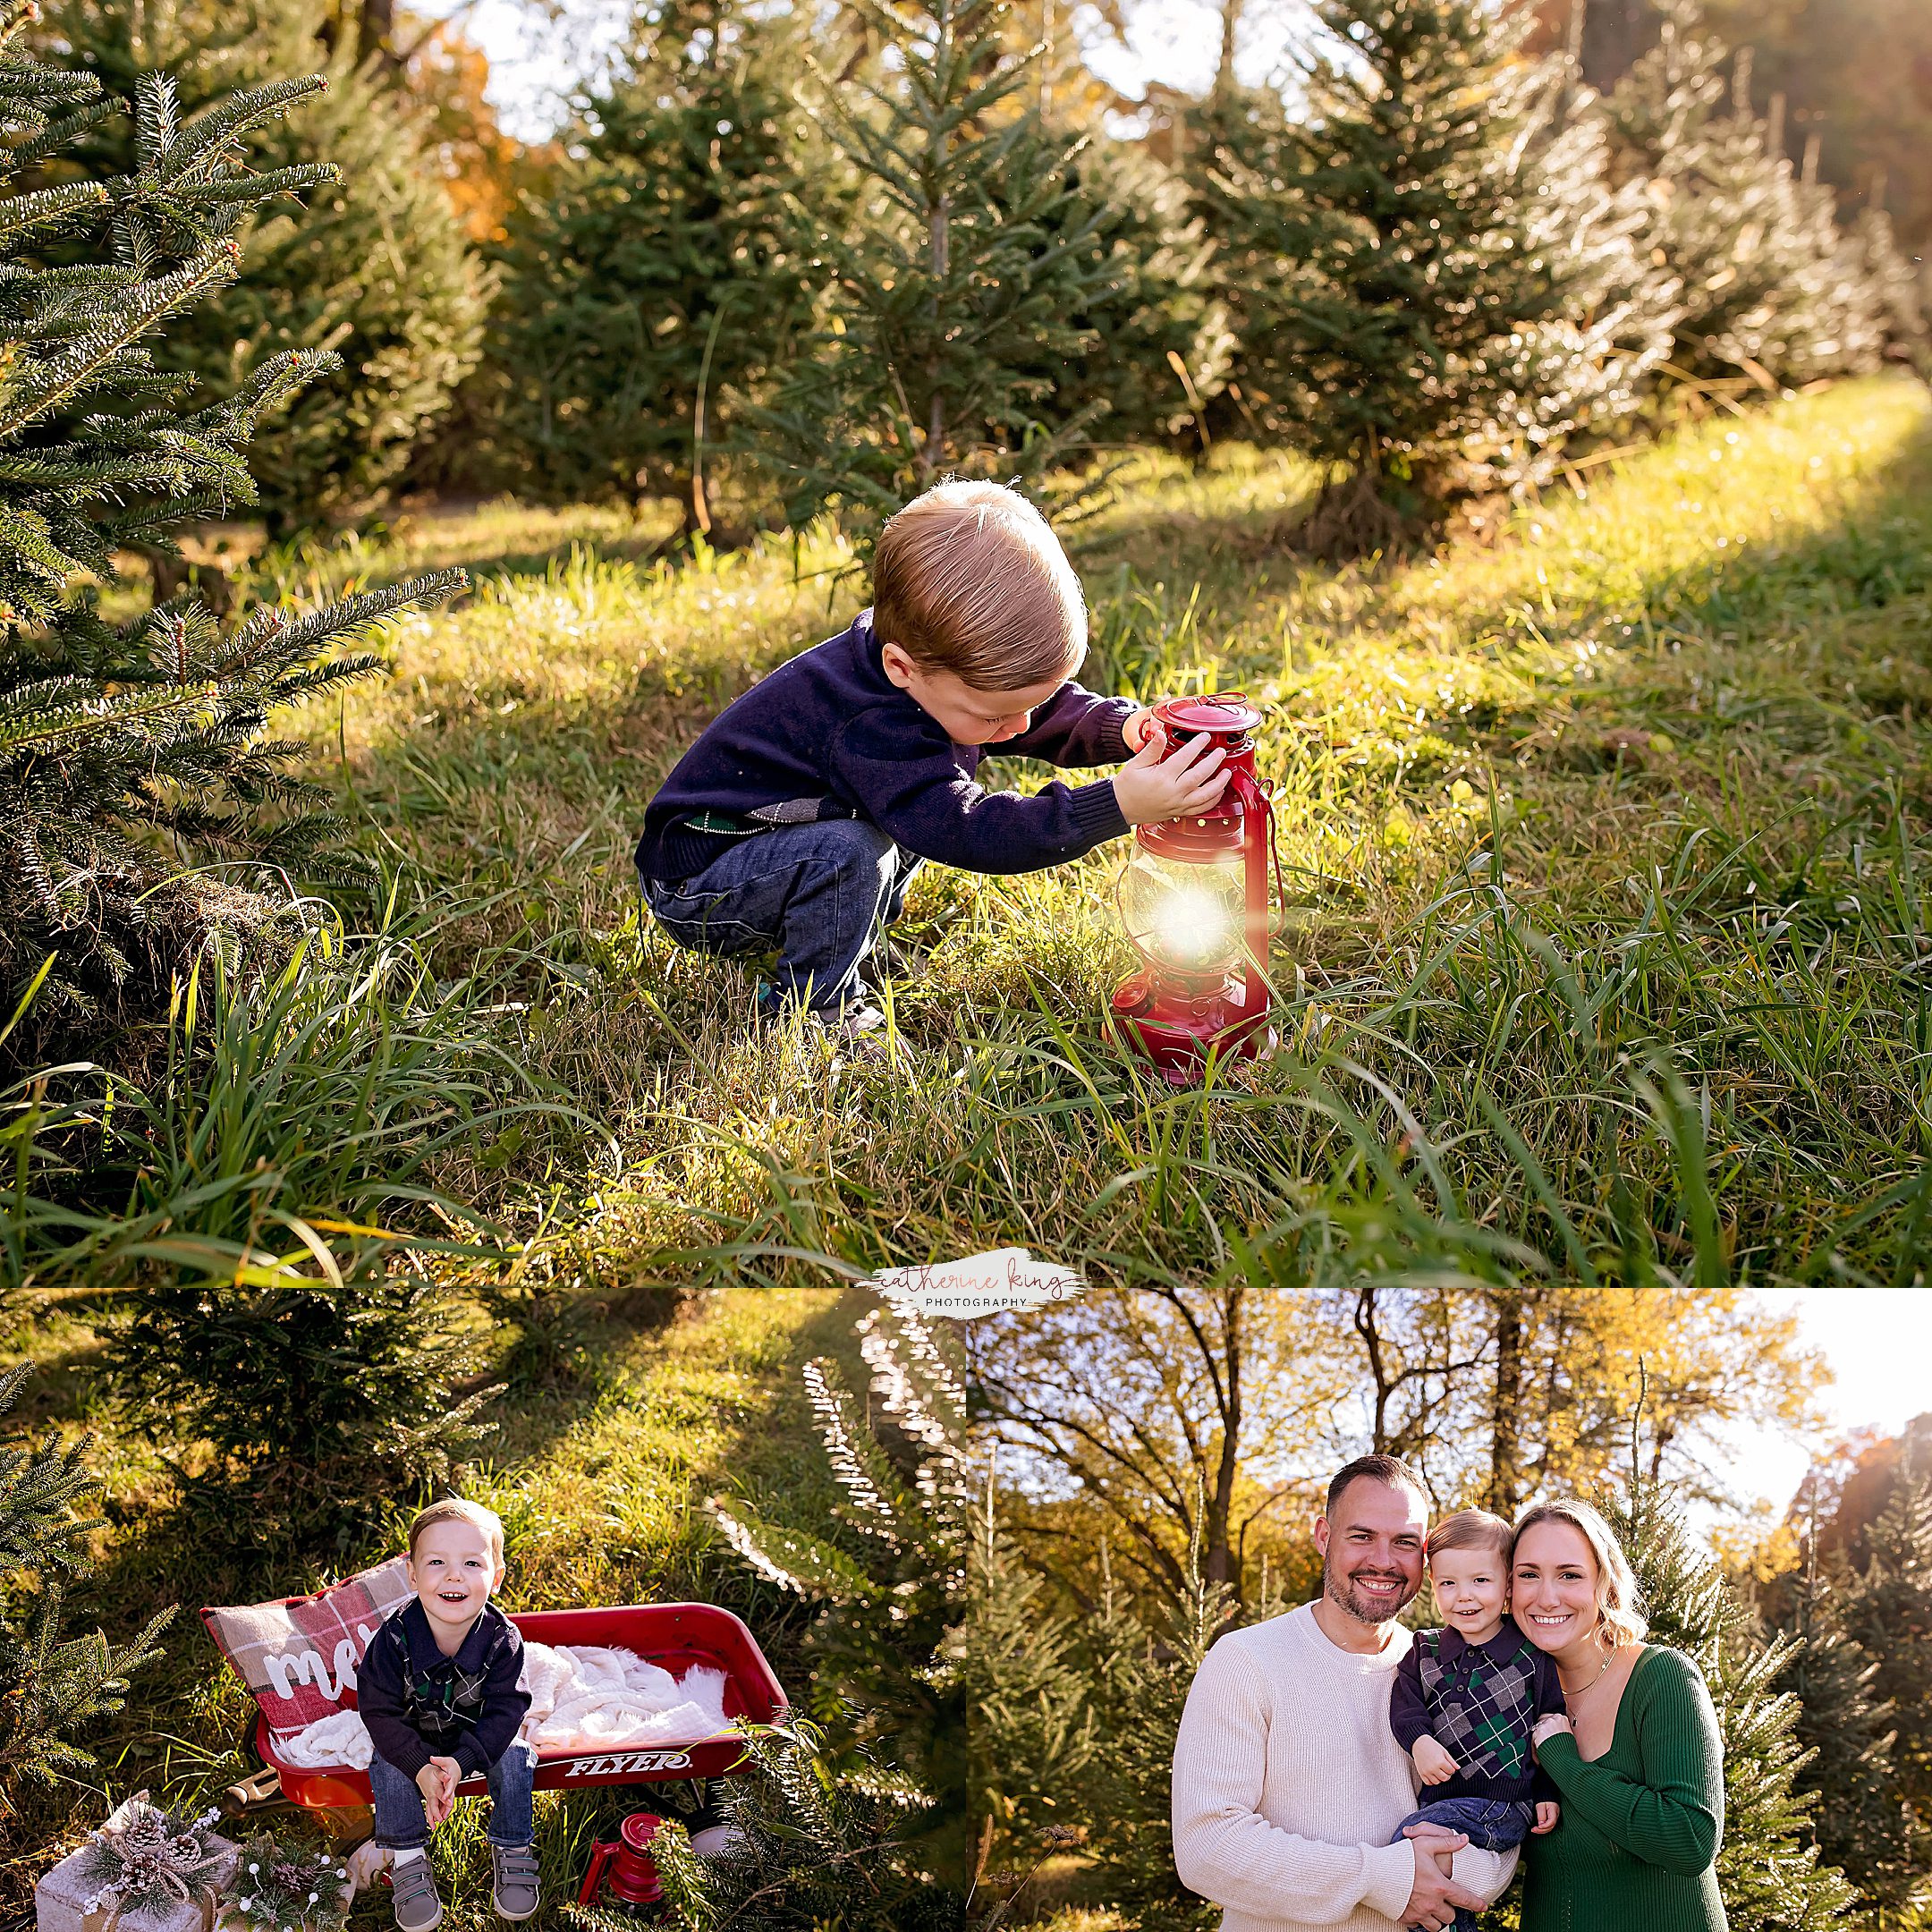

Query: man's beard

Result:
[1324,1555,1418,1625]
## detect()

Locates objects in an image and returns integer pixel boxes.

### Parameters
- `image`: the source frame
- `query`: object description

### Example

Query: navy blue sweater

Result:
[355,1598,530,1781]
[1389,1623,1564,1807]
[635,609,1136,887]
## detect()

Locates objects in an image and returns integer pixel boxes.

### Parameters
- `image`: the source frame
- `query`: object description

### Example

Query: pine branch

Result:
[0,180,110,248]
[0,242,239,440]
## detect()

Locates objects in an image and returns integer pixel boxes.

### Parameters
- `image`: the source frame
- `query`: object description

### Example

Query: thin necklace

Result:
[1559,1647,1614,1703]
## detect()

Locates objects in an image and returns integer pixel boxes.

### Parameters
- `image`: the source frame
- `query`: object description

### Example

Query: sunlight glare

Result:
[1151,886,1238,971]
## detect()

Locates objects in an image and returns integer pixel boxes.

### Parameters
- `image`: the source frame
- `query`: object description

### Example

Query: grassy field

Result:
[258,371,1932,1287]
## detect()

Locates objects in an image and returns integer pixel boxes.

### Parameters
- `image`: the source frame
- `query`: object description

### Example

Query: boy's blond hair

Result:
[407,1497,505,1569]
[1427,1508,1513,1563]
[871,479,1087,691]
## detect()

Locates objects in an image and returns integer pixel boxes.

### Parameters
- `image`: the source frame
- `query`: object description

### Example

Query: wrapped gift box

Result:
[37,1795,240,1932]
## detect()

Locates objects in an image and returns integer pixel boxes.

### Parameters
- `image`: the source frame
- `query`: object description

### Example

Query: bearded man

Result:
[1171,1454,1514,1932]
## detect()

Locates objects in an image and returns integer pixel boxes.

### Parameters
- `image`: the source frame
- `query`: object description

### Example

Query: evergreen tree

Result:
[487,0,820,532]
[1840,1460,1932,1914]
[1005,131,1234,462]
[36,0,488,531]
[0,23,463,1053]
[1600,1,1888,391]
[652,1717,963,1932]
[1193,0,1670,554]
[708,1301,969,1901]
[1848,207,1932,381]
[1063,1534,1237,1932]
[103,1267,495,1552]
[740,0,1123,554]
[0,1362,171,1801]
[1606,1460,1859,1931]
[960,1476,1096,1860]
[1775,1477,1925,1926]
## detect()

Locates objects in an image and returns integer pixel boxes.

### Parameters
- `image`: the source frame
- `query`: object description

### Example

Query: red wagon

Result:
[255,1603,787,1812]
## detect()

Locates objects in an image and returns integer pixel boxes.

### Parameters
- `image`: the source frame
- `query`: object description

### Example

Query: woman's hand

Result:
[1531,1712,1573,1758]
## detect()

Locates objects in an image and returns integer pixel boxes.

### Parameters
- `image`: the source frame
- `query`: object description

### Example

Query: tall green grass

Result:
[3,896,589,1290]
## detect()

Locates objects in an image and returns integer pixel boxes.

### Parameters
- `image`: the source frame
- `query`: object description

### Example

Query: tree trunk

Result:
[357,0,404,76]
[1488,1289,1524,1513]
[1577,0,1660,95]
[1213,0,1245,98]
[1205,1286,1242,1590]
[925,187,949,479]
[1357,1287,1396,1452]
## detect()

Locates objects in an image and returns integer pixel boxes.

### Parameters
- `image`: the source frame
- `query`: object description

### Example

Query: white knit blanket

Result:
[275,1640,735,1769]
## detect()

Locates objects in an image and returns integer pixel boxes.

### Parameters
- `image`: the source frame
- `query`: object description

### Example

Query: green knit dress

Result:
[1520,1644,1727,1932]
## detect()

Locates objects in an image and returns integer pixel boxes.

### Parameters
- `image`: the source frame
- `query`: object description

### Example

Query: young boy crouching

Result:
[356,1500,537,1929]
[1388,1510,1564,1932]
[634,479,1231,1038]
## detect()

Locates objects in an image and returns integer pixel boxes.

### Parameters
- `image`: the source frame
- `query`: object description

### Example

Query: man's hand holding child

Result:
[1398,1826,1487,1932]
[1411,1736,1459,1785]
[1114,727,1230,826]
[415,1755,462,1826]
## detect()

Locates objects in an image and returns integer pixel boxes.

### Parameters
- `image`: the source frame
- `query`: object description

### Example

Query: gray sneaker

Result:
[492,1843,540,1922]
[388,1857,442,1932]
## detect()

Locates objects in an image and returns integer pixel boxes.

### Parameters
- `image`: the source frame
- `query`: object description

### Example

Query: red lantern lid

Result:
[1152,692,1262,734]
[621,1812,665,1852]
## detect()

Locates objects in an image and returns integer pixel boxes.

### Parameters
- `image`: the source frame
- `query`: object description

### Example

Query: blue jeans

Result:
[369,1742,536,1850]
[640,820,923,1014]
[1391,1797,1534,1932]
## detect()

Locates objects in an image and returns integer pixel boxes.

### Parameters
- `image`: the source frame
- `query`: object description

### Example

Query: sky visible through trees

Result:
[421,0,1305,140]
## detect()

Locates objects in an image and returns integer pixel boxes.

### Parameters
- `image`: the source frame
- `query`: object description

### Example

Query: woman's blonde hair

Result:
[1512,1498,1648,1649]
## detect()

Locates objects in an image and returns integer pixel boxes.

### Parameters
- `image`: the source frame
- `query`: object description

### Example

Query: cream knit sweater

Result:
[1171,1602,1517,1932]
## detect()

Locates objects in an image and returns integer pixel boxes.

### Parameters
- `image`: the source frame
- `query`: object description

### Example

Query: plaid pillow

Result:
[201,1558,415,1737]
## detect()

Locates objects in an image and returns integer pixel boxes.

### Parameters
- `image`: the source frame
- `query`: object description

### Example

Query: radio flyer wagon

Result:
[245,1602,787,1814]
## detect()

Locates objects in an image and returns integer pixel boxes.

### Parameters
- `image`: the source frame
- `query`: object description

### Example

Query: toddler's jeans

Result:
[640,819,923,1015]
[369,1741,536,1850]
[1390,1795,1536,1932]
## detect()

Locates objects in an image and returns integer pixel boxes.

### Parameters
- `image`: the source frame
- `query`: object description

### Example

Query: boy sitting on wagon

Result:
[355,1499,538,1929]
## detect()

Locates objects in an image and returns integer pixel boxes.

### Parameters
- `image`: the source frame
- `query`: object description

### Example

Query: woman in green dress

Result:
[1512,1498,1727,1932]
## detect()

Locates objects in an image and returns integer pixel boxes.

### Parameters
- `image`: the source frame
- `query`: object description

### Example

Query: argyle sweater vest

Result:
[1388,1625,1564,1805]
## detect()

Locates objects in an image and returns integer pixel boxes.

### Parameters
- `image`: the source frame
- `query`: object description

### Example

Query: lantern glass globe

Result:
[1118,849,1247,975]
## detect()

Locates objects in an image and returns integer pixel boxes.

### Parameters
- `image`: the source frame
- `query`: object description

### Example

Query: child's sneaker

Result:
[491,1843,541,1922]
[753,980,888,1046]
[388,1857,442,1932]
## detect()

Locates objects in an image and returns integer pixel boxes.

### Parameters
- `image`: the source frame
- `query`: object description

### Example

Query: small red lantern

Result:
[1108,693,1284,1084]
[579,1810,666,1914]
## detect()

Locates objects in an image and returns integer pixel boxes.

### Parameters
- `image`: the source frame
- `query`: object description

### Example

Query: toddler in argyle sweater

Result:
[356,1499,538,1931]
[1386,1510,1564,1932]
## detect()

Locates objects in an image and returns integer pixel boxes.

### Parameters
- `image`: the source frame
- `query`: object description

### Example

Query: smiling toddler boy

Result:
[356,1499,536,1931]
[1386,1509,1565,1932]
[634,479,1231,1038]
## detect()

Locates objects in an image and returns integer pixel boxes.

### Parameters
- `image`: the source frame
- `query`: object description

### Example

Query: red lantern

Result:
[579,1811,665,1913]
[1108,693,1284,1084]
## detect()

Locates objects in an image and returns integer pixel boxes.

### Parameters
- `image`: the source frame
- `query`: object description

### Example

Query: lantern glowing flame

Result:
[1117,853,1247,978]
